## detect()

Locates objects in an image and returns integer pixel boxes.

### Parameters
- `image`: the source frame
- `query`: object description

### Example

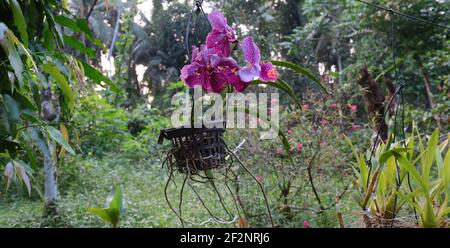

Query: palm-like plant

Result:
[393,129,450,228]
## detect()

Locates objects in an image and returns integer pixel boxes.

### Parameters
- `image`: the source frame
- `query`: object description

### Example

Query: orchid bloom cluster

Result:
[181,11,279,93]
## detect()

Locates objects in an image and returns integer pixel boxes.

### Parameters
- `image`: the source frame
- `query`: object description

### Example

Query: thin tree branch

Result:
[85,0,99,21]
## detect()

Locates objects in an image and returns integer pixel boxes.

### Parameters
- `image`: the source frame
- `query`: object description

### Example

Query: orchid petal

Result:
[260,62,279,82]
[242,36,261,65]
[239,64,260,82]
[191,46,199,63]
[208,11,227,31]
[209,72,228,93]
[180,63,203,88]
[227,72,249,92]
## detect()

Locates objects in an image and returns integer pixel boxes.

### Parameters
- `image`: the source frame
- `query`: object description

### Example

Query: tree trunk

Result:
[356,66,388,145]
[43,142,58,216]
[41,89,59,217]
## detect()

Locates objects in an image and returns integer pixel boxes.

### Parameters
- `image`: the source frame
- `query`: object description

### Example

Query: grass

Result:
[0,103,368,228]
[0,130,362,227]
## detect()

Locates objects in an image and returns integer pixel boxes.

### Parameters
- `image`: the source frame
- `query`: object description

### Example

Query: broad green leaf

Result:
[423,129,439,183]
[2,94,20,122]
[394,152,428,193]
[87,208,120,227]
[0,25,24,88]
[45,125,75,155]
[42,63,75,112]
[397,191,422,215]
[54,16,80,32]
[443,147,450,188]
[423,200,438,228]
[271,60,329,94]
[108,187,123,214]
[43,6,64,47]
[27,127,50,158]
[76,19,95,41]
[8,0,28,47]
[1,94,19,134]
[63,35,96,58]
[79,60,121,93]
[378,147,411,164]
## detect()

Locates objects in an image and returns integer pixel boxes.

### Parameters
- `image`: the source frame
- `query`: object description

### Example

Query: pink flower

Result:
[351,124,362,131]
[271,98,278,104]
[256,176,263,183]
[321,118,329,125]
[303,220,310,228]
[206,11,237,57]
[239,37,278,83]
[303,104,309,110]
[330,103,337,109]
[350,104,357,113]
[287,129,292,135]
[180,45,243,93]
[296,143,302,153]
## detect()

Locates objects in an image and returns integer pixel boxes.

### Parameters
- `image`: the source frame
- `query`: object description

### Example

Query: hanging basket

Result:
[158,121,226,175]
[361,211,416,228]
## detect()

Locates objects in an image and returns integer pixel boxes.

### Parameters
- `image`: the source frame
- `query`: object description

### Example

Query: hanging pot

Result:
[158,121,226,174]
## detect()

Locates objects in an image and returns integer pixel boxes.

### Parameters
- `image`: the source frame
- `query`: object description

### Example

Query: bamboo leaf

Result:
[58,123,69,157]
[42,63,75,112]
[0,25,24,88]
[8,0,28,47]
[63,35,96,58]
[79,60,121,93]
[45,125,75,155]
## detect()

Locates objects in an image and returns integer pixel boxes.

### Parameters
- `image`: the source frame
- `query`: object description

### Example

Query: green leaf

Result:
[27,127,50,158]
[423,129,439,183]
[271,60,329,94]
[394,152,428,193]
[54,16,80,32]
[87,208,120,227]
[443,147,450,188]
[8,0,28,47]
[374,58,404,82]
[80,60,121,93]
[0,25,24,88]
[42,63,75,112]
[76,19,95,41]
[379,147,411,164]
[2,94,20,122]
[108,187,123,214]
[252,79,303,111]
[63,35,96,58]
[1,94,20,134]
[45,125,75,155]
[43,6,64,47]
[278,129,295,165]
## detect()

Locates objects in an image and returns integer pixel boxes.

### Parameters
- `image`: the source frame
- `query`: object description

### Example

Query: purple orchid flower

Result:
[239,37,278,83]
[206,11,237,57]
[180,45,242,93]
